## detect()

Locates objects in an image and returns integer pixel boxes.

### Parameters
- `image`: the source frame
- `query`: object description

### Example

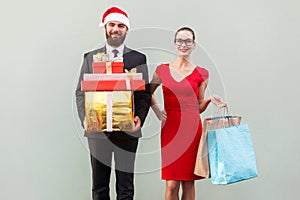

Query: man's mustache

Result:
[110,31,121,36]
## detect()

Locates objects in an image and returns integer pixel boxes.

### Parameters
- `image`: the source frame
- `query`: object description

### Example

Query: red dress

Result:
[155,64,209,180]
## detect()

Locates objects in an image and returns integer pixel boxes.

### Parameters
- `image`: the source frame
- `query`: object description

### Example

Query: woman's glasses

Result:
[174,38,194,46]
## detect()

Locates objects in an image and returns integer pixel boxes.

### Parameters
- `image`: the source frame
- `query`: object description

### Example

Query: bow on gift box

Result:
[93,52,124,62]
[123,68,138,90]
[93,52,108,62]
[92,52,113,73]
[125,68,137,73]
[93,52,124,74]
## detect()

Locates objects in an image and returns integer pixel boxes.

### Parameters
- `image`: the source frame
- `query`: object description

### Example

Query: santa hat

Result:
[99,7,130,30]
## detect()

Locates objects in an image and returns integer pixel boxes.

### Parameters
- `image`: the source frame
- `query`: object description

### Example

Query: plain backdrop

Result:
[1,0,300,199]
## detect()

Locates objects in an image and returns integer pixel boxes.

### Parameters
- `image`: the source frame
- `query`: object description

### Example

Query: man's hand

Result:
[83,117,87,130]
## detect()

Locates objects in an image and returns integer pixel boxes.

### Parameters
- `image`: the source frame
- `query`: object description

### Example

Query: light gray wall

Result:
[1,0,299,199]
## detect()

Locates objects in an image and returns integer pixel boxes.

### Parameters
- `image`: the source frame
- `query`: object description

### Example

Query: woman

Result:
[150,27,226,200]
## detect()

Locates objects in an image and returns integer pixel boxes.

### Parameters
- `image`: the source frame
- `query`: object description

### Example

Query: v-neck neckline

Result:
[168,64,197,83]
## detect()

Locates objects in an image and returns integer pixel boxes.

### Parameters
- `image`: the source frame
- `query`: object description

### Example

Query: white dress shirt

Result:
[105,43,124,61]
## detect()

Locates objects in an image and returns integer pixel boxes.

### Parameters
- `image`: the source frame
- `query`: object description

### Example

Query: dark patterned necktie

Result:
[112,49,119,58]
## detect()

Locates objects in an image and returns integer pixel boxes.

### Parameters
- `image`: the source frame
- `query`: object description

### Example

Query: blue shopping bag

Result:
[208,124,258,184]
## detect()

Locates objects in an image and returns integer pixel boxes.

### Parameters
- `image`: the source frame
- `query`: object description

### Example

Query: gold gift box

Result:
[85,91,134,132]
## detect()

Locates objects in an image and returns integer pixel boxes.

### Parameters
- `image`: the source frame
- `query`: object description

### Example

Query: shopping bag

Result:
[194,115,241,178]
[207,124,258,184]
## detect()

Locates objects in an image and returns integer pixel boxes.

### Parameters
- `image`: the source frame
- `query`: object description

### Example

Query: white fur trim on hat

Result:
[99,13,130,30]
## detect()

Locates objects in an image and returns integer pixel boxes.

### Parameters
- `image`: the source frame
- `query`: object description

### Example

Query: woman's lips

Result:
[179,48,188,52]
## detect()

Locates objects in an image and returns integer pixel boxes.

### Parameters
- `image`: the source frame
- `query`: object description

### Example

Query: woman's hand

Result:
[129,116,142,132]
[151,104,167,121]
[210,94,227,108]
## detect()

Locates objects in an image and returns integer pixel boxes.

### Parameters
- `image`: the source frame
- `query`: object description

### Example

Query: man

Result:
[75,7,151,200]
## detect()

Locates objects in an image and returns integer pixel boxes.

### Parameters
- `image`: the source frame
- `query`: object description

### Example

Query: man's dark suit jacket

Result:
[75,46,151,139]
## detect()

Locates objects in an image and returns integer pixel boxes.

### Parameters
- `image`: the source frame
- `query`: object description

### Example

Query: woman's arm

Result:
[197,80,227,113]
[150,72,167,121]
[197,80,211,113]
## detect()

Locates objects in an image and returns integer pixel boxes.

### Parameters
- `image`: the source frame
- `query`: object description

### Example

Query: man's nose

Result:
[112,25,120,32]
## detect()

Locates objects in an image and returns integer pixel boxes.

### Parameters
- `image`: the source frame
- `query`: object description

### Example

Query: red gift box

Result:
[92,62,124,73]
[81,80,145,91]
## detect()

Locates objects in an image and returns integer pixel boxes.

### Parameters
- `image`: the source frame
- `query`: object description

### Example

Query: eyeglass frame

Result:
[174,38,195,46]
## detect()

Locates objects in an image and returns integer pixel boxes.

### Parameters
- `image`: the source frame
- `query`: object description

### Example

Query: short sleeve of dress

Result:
[196,66,209,84]
[154,64,167,80]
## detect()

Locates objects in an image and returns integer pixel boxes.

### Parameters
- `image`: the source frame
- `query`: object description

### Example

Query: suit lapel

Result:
[123,46,132,71]
[123,46,131,54]
[99,46,106,54]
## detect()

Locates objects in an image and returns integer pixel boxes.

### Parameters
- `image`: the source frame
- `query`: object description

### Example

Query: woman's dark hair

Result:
[174,27,195,41]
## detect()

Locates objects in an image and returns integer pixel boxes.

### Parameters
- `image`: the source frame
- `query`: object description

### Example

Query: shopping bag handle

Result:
[216,106,229,117]
[216,106,237,127]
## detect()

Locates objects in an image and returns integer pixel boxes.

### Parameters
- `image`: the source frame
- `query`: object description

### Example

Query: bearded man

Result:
[75,6,151,200]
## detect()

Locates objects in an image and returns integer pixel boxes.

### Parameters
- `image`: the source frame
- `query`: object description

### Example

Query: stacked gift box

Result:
[81,53,145,132]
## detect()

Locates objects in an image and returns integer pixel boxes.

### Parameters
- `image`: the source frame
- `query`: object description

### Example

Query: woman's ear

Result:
[192,43,196,50]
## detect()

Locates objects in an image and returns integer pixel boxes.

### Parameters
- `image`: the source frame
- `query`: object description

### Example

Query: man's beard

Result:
[106,32,126,47]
